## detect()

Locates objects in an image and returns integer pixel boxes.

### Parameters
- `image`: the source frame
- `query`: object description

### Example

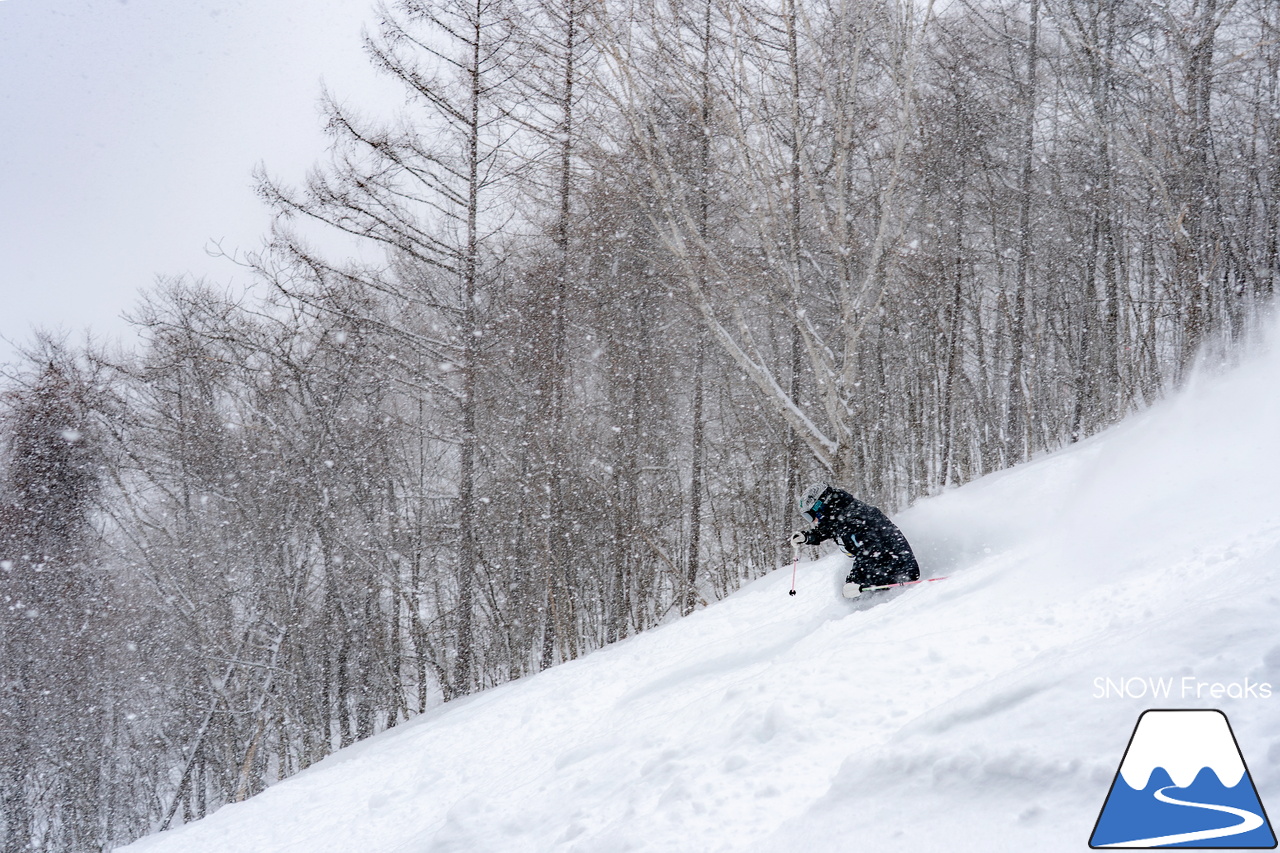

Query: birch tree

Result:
[599,0,937,489]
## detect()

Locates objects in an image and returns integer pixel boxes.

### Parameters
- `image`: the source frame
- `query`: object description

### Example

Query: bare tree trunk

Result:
[1008,0,1039,464]
[683,0,714,616]
[533,0,582,668]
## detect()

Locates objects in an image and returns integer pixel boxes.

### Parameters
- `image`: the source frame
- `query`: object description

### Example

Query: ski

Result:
[860,576,948,593]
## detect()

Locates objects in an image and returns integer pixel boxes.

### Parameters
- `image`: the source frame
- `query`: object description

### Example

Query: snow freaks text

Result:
[1093,676,1273,701]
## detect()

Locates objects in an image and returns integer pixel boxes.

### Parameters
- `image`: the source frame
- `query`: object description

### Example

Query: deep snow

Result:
[120,331,1280,852]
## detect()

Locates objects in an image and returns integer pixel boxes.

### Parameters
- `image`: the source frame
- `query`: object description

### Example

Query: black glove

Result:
[790,530,807,547]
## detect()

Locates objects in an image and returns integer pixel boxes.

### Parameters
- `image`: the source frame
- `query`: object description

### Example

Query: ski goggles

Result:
[803,498,826,521]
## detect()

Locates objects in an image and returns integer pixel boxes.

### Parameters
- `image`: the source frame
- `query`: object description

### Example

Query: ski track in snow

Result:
[119,330,1280,852]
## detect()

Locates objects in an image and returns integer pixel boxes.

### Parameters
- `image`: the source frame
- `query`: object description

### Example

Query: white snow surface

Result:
[120,332,1280,853]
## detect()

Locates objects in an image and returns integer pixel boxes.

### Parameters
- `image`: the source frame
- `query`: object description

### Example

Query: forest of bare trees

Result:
[2,0,1278,848]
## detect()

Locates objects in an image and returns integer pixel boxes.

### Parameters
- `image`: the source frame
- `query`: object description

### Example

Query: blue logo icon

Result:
[1090,709,1276,848]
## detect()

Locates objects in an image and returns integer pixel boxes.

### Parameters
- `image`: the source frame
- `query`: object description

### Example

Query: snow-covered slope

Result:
[120,332,1280,853]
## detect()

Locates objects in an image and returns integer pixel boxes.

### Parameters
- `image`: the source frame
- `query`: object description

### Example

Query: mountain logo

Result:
[1090,709,1276,848]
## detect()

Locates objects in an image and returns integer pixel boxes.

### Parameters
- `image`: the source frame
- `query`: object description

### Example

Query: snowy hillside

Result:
[120,333,1280,853]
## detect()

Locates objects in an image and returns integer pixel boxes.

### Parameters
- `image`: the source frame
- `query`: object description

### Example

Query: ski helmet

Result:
[796,482,830,518]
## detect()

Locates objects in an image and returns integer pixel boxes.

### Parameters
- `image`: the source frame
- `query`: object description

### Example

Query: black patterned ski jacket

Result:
[800,488,920,586]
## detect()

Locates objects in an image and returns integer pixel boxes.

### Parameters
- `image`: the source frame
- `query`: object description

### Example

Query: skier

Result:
[790,482,920,598]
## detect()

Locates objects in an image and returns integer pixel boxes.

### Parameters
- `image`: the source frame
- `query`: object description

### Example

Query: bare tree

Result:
[596,0,938,491]
[258,0,521,697]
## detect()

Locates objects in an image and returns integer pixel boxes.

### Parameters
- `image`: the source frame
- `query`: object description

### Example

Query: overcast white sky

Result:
[0,0,396,365]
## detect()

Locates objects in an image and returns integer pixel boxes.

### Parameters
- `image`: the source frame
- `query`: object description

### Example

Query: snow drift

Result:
[120,330,1280,852]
